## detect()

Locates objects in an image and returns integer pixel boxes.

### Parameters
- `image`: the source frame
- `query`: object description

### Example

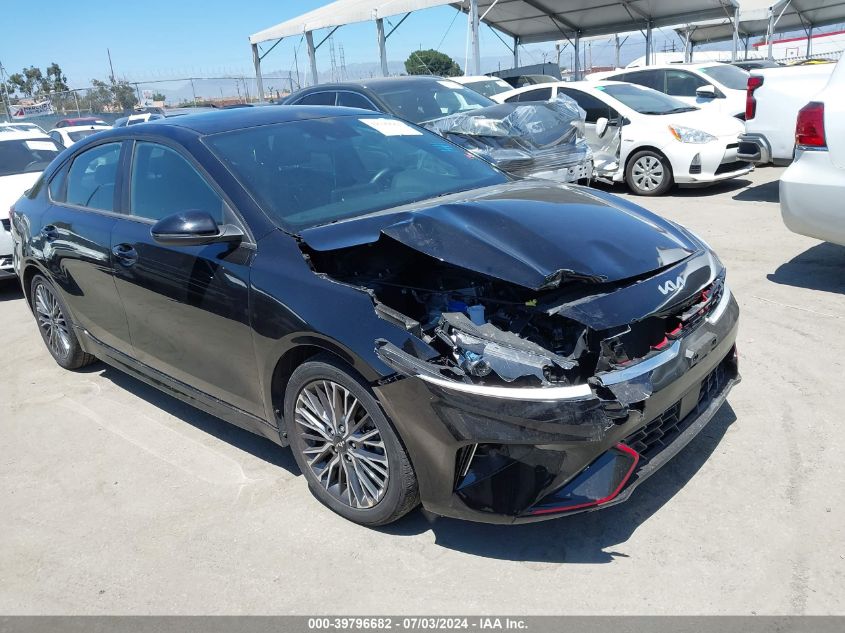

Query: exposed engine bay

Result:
[301,235,724,392]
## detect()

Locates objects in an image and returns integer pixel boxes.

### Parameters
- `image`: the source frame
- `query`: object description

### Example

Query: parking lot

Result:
[1,165,843,615]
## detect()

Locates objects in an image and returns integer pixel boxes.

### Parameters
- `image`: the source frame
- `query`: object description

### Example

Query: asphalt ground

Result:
[2,165,844,614]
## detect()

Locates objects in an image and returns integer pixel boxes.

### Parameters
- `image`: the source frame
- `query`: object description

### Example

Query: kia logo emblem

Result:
[658,275,686,296]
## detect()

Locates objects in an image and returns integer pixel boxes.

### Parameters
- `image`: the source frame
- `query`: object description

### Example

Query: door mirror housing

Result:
[595,117,609,138]
[150,210,243,247]
[696,84,718,99]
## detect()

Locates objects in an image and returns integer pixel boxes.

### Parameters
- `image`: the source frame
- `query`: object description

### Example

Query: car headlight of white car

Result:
[668,125,716,144]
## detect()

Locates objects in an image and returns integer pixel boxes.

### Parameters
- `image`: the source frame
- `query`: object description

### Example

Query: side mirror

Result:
[150,210,243,247]
[595,117,609,138]
[696,84,718,99]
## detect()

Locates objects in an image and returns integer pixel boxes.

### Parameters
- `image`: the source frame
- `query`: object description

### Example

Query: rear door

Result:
[39,140,133,353]
[109,140,264,417]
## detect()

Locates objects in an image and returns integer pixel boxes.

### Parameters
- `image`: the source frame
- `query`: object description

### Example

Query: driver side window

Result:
[130,142,226,222]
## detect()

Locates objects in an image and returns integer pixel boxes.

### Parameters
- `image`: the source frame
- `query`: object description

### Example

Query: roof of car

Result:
[294,75,460,93]
[103,104,379,136]
[0,129,51,141]
[496,79,628,98]
[51,124,111,132]
[587,62,724,80]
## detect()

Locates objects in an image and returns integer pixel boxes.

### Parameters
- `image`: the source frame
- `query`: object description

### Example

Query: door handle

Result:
[41,225,59,241]
[112,243,138,266]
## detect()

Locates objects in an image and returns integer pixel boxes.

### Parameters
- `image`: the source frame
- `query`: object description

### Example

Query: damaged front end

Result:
[297,188,740,522]
[423,97,593,184]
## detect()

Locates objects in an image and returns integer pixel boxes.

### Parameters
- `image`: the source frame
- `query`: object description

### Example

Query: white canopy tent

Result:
[676,0,845,60]
[248,0,739,98]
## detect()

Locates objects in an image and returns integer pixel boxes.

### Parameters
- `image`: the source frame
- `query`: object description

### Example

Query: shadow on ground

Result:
[732,178,779,203]
[593,178,752,199]
[767,242,845,295]
[382,403,737,564]
[96,364,300,474]
[0,279,23,302]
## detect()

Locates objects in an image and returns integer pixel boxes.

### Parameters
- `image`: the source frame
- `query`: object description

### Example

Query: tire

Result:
[30,274,96,370]
[625,150,673,196]
[284,354,419,526]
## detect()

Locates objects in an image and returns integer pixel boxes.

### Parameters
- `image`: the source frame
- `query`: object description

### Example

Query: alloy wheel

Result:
[631,155,665,192]
[294,379,389,509]
[34,283,71,359]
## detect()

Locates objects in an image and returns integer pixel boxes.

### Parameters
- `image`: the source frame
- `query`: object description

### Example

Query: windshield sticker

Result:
[437,80,461,89]
[360,118,423,136]
[25,140,58,151]
[595,86,606,91]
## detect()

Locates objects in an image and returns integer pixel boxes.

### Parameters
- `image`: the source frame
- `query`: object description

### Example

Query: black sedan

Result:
[10,106,739,526]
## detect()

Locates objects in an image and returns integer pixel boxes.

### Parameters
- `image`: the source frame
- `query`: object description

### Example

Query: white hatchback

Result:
[494,81,752,195]
[587,63,749,119]
[48,124,111,148]
[0,131,62,279]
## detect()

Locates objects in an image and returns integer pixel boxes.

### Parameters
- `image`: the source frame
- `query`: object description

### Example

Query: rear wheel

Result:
[30,274,96,370]
[284,355,419,526]
[625,150,673,196]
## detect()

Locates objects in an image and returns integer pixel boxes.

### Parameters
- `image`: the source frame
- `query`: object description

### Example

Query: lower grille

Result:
[625,354,732,461]
[715,160,751,175]
[1,219,9,233]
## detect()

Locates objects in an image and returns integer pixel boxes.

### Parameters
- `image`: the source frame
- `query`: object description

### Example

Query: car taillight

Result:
[795,102,826,148]
[745,75,764,120]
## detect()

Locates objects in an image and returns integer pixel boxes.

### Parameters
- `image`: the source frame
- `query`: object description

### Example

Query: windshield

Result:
[464,78,513,97]
[598,83,697,114]
[373,80,495,123]
[68,129,101,142]
[205,116,507,232]
[699,64,749,90]
[0,138,61,177]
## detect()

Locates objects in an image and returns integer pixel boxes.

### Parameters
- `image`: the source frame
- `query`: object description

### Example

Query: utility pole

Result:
[0,59,14,121]
[107,48,116,83]
[190,78,197,106]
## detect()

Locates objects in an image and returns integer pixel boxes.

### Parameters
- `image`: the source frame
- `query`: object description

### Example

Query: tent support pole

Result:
[251,43,265,102]
[767,9,775,59]
[513,35,519,68]
[306,30,319,85]
[469,0,481,74]
[645,20,653,66]
[573,31,580,80]
[376,18,388,76]
[732,9,739,62]
[806,24,813,57]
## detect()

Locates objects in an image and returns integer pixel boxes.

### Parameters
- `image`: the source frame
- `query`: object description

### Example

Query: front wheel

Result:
[625,150,673,196]
[284,355,419,526]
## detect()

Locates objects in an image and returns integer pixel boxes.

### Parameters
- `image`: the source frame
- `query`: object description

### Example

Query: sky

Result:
[1,1,838,91]
[0,0,677,89]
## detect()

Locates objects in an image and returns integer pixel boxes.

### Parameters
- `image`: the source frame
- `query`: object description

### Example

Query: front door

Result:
[110,140,264,417]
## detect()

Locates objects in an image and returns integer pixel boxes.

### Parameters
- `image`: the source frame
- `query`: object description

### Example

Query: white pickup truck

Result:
[738,63,836,165]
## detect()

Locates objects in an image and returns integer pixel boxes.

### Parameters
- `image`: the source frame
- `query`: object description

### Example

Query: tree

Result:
[43,62,69,94]
[86,79,113,113]
[404,49,462,76]
[112,80,138,110]
[152,92,166,101]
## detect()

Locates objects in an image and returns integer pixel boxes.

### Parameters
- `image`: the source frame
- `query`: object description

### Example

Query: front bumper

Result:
[673,139,753,185]
[374,289,740,524]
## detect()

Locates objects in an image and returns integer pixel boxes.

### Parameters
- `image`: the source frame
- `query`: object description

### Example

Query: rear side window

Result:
[65,143,122,211]
[616,69,664,92]
[48,164,69,202]
[515,87,553,102]
[665,70,707,97]
[296,91,337,106]
[130,142,225,222]
[337,91,378,110]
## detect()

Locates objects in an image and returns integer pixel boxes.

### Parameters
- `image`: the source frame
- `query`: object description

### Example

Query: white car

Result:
[0,121,48,134]
[494,81,753,195]
[780,57,845,246]
[449,75,513,98]
[48,124,111,148]
[0,131,62,279]
[587,63,749,119]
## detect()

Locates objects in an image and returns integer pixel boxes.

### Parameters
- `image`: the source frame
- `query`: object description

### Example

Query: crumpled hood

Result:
[0,172,41,220]
[299,182,702,291]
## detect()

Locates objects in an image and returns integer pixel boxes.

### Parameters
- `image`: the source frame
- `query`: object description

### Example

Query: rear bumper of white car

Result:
[672,140,753,185]
[737,133,772,164]
[781,149,845,247]
[0,220,14,279]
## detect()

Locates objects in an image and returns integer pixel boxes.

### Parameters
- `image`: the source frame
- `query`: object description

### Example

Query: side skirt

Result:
[78,328,287,447]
